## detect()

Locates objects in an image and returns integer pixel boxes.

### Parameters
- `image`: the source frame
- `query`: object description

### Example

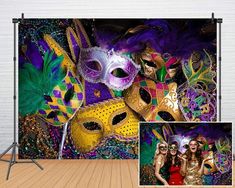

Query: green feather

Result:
[19,50,66,116]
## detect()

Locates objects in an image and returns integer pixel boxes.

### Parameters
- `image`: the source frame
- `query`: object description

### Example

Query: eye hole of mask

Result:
[197,141,204,145]
[208,83,216,91]
[44,95,53,102]
[192,61,202,72]
[142,59,157,68]
[192,52,201,63]
[204,164,212,169]
[64,86,74,103]
[111,68,129,78]
[158,111,175,121]
[86,60,102,71]
[112,112,127,125]
[169,63,179,69]
[139,87,151,104]
[47,111,59,119]
[83,122,102,131]
[195,81,206,90]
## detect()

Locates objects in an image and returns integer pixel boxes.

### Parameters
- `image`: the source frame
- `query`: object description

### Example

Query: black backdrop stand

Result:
[211,12,222,121]
[0,16,43,180]
[217,18,223,121]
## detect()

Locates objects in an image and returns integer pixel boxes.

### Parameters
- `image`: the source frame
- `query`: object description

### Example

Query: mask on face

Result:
[78,47,141,90]
[169,135,191,154]
[70,98,139,153]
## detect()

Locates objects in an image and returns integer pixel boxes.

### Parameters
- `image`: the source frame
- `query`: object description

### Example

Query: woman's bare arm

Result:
[154,155,169,185]
[178,155,187,176]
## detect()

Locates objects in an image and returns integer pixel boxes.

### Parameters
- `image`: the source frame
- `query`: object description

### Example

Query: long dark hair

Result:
[166,142,181,167]
[184,139,203,166]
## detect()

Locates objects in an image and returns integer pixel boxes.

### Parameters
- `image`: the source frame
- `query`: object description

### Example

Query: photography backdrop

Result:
[18,19,216,159]
[0,0,235,155]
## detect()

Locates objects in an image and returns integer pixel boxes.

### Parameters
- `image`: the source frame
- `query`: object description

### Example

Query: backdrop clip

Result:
[217,18,223,23]
[12,18,19,24]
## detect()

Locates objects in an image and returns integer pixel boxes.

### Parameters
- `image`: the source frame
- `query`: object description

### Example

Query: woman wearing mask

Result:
[153,141,169,185]
[166,142,184,185]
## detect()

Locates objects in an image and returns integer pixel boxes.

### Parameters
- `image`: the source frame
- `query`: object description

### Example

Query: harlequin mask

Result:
[78,47,141,90]
[70,98,139,153]
[123,75,183,121]
[136,47,180,82]
[19,51,84,126]
[38,69,84,126]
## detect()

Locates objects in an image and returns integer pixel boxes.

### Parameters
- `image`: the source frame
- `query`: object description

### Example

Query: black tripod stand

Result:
[0,18,43,180]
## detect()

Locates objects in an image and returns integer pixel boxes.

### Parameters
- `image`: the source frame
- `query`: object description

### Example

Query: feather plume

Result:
[19,51,65,116]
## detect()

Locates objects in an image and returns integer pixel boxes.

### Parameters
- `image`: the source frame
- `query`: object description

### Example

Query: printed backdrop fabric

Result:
[18,19,217,159]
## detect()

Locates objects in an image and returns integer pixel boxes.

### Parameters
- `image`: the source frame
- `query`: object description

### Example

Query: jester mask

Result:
[19,51,84,126]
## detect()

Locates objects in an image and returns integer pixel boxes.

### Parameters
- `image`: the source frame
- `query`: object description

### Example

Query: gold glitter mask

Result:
[123,75,183,121]
[204,151,218,175]
[150,82,183,121]
[70,98,139,153]
[138,47,165,80]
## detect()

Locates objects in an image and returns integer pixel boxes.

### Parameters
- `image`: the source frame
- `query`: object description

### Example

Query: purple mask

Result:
[78,47,140,90]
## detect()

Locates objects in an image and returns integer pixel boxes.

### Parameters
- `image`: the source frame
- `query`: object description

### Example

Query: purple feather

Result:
[24,41,43,70]
[95,19,212,58]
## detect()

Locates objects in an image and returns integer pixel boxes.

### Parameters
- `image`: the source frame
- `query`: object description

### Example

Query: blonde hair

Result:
[153,141,168,165]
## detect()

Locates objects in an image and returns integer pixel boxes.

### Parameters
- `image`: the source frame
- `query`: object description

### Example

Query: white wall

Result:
[0,0,234,153]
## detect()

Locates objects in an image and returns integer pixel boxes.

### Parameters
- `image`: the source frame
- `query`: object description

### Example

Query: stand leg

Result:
[0,144,14,159]
[0,143,44,180]
[31,159,44,170]
[0,17,44,181]
[6,146,15,180]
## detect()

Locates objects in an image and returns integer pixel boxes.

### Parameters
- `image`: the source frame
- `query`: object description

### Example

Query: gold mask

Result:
[204,151,218,175]
[150,82,183,121]
[123,75,183,121]
[70,98,139,153]
[136,47,180,82]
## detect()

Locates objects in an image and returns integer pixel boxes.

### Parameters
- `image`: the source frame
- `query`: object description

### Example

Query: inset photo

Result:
[139,122,232,186]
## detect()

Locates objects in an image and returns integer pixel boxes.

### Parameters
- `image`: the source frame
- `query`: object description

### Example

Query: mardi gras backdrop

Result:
[139,122,232,186]
[18,19,217,159]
